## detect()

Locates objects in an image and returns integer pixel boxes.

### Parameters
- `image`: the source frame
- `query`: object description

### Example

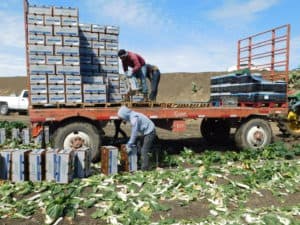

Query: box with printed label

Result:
[28,34,45,44]
[48,74,65,84]
[80,39,93,48]
[107,73,120,81]
[64,56,80,65]
[31,94,48,104]
[99,34,118,42]
[81,64,99,73]
[31,84,47,94]
[106,26,119,35]
[0,149,14,180]
[56,65,80,75]
[83,84,106,94]
[66,85,82,93]
[79,47,98,56]
[80,56,92,64]
[99,49,118,57]
[100,65,119,73]
[46,55,63,65]
[61,16,78,26]
[63,36,80,46]
[92,56,105,65]
[30,64,55,75]
[120,145,137,172]
[0,128,6,144]
[65,75,82,84]
[106,57,119,65]
[101,146,118,175]
[92,41,105,49]
[29,45,53,55]
[21,128,30,145]
[66,94,82,103]
[29,74,47,84]
[44,16,61,26]
[55,149,75,184]
[45,148,59,182]
[28,24,52,35]
[109,93,123,103]
[29,55,46,64]
[48,84,65,94]
[83,93,107,103]
[54,26,78,36]
[29,149,46,182]
[92,24,105,33]
[53,6,78,17]
[49,94,65,103]
[12,149,31,183]
[79,31,98,41]
[27,14,44,25]
[45,35,62,45]
[74,147,92,178]
[28,5,52,15]
[79,24,92,32]
[105,42,118,50]
[82,75,104,84]
[55,46,79,56]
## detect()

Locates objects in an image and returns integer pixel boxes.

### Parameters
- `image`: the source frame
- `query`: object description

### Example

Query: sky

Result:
[0,0,300,76]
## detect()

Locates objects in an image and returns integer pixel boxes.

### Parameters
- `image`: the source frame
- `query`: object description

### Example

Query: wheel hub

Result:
[246,126,267,148]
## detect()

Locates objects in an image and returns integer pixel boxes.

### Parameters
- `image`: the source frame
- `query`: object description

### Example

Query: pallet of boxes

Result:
[27,4,144,106]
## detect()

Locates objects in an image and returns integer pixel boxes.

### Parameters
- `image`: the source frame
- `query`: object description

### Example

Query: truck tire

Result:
[200,118,231,144]
[235,118,272,150]
[0,103,8,115]
[52,121,101,162]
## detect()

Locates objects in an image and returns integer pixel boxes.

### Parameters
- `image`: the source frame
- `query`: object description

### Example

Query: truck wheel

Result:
[200,118,231,144]
[235,118,272,150]
[52,121,101,162]
[0,103,8,115]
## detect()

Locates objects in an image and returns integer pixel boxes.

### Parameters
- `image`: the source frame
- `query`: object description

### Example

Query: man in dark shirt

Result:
[146,64,161,101]
[118,49,148,95]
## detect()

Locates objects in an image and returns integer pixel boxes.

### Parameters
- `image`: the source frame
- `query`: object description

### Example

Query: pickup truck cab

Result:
[0,90,29,115]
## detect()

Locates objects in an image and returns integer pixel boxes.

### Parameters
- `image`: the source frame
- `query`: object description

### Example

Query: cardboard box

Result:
[106,57,119,65]
[74,147,92,178]
[0,128,6,144]
[109,93,123,103]
[11,128,20,141]
[81,64,99,73]
[45,35,62,45]
[105,26,119,35]
[65,75,82,84]
[120,145,137,172]
[79,23,92,32]
[92,41,105,49]
[56,149,75,183]
[63,36,80,46]
[92,24,105,33]
[99,34,118,42]
[12,150,31,182]
[30,65,55,75]
[28,24,52,35]
[66,94,82,103]
[83,93,107,103]
[30,84,47,94]
[79,31,98,41]
[48,84,65,94]
[48,75,65,84]
[83,84,106,94]
[54,26,79,36]
[28,5,52,15]
[44,16,61,26]
[101,146,118,175]
[0,149,14,180]
[64,56,80,65]
[53,7,78,17]
[80,39,93,48]
[99,49,118,57]
[31,94,48,104]
[80,56,92,64]
[29,55,46,64]
[55,46,80,56]
[61,17,78,26]
[49,94,65,104]
[79,47,98,56]
[30,74,47,84]
[45,148,59,182]
[28,45,53,55]
[29,149,46,182]
[27,14,44,25]
[28,34,45,45]
[92,56,105,65]
[46,55,63,65]
[66,85,82,93]
[100,65,119,73]
[82,75,104,84]
[56,65,80,75]
[105,42,118,50]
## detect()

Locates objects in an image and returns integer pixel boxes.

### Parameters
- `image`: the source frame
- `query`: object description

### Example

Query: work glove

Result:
[125,71,132,77]
[125,144,132,154]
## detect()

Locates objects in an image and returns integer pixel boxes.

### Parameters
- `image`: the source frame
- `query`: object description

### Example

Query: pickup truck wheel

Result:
[200,118,230,144]
[0,103,8,115]
[52,122,101,162]
[235,118,272,150]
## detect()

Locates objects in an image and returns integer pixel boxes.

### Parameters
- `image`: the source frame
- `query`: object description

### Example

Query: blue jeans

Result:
[132,65,148,94]
[149,69,160,101]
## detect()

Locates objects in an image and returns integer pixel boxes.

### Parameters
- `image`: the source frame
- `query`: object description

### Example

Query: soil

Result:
[0,73,299,224]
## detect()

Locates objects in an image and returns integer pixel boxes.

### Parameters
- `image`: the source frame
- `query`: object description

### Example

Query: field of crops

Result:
[0,120,299,225]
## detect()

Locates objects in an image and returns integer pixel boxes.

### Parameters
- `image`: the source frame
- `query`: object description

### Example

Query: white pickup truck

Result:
[0,90,29,115]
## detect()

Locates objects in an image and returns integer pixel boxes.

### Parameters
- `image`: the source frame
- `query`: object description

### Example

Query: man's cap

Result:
[118,49,127,57]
